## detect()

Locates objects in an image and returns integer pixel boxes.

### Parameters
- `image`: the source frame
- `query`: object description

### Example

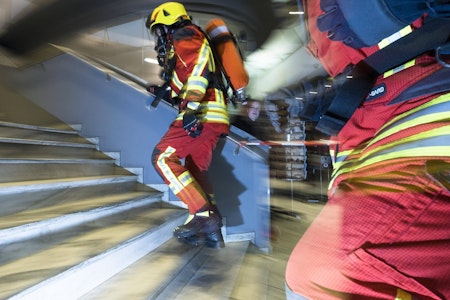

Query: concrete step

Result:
[0,142,109,160]
[0,160,131,183]
[0,121,90,145]
[0,137,96,149]
[80,239,250,300]
[0,207,187,300]
[0,174,139,196]
[0,117,246,300]
[0,189,163,243]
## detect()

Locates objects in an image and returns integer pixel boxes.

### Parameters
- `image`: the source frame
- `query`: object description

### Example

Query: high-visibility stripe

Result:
[176,97,229,125]
[156,146,203,196]
[332,127,450,182]
[185,75,209,95]
[330,93,450,187]
[176,40,210,100]
[378,25,412,49]
[213,89,226,105]
[172,71,183,92]
[378,94,450,137]
[384,59,415,78]
[346,141,449,175]
[332,146,450,187]
[378,25,415,78]
[172,38,212,98]
[193,40,210,75]
[178,170,194,187]
[156,146,184,194]
[364,126,450,160]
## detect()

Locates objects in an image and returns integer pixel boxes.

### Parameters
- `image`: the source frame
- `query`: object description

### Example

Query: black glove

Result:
[182,108,204,138]
[146,85,159,94]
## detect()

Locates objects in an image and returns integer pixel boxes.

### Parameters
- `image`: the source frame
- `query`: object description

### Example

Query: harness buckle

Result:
[436,42,450,68]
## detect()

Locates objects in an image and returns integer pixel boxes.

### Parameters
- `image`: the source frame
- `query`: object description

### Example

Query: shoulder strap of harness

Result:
[195,24,238,108]
[316,17,450,136]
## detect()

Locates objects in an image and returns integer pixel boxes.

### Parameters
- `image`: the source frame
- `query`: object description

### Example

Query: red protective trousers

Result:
[286,159,450,299]
[152,121,228,214]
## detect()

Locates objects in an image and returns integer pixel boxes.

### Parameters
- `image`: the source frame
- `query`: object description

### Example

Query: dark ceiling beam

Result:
[0,0,278,54]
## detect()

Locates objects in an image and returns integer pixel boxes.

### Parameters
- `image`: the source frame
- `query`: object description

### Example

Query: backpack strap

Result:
[316,17,450,136]
[195,24,238,107]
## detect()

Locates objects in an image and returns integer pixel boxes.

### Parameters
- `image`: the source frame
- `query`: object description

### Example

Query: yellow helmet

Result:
[146,2,191,31]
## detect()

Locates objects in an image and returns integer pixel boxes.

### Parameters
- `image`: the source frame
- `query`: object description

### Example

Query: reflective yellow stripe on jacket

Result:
[176,88,229,125]
[331,93,450,186]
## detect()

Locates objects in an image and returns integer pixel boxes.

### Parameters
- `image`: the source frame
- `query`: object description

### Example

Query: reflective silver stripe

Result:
[209,25,229,38]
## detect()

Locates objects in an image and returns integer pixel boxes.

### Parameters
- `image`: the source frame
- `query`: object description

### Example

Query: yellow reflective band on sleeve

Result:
[185,76,208,95]
[395,288,412,300]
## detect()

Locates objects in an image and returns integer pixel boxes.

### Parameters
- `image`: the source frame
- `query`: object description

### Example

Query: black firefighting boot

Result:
[206,194,223,227]
[173,204,222,239]
[178,230,225,249]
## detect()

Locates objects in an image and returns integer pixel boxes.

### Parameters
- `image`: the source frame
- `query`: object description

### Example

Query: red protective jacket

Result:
[286,1,450,299]
[169,24,229,131]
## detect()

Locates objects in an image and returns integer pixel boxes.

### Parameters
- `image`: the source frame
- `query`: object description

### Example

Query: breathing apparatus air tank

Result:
[205,18,249,103]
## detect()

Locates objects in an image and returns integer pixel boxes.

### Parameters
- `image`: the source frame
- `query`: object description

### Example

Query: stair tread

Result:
[81,240,250,300]
[0,191,162,230]
[0,121,78,135]
[80,238,203,300]
[0,208,187,300]
[0,137,96,148]
[0,174,137,189]
[168,241,250,300]
[0,157,115,164]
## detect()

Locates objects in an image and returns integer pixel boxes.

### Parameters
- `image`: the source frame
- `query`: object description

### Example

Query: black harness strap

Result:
[316,17,450,136]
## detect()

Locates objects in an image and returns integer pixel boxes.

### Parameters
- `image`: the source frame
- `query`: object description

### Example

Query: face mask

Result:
[152,25,168,67]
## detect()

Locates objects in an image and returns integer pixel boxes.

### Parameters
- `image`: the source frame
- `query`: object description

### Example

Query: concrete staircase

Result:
[0,120,251,300]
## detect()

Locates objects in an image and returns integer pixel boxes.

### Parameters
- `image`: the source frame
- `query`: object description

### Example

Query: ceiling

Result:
[0,0,326,99]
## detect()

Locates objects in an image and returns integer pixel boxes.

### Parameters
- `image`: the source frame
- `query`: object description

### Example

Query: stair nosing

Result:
[5,211,188,300]
[0,175,139,195]
[0,137,96,148]
[0,158,117,164]
[0,121,78,135]
[0,194,164,245]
